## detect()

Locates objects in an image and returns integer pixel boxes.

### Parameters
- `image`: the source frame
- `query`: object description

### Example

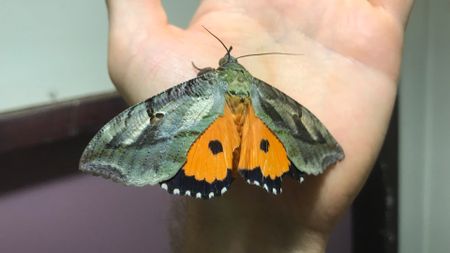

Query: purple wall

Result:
[0,176,351,253]
[0,176,171,253]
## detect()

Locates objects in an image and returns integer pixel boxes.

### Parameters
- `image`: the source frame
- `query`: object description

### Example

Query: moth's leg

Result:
[192,62,215,76]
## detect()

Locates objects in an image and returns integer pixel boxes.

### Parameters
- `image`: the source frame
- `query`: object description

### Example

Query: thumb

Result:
[105,0,170,98]
[106,0,168,37]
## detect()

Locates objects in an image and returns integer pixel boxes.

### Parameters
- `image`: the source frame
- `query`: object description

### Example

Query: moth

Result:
[79,29,344,199]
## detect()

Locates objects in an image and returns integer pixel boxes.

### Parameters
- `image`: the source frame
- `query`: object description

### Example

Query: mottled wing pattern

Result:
[250,78,344,175]
[79,72,228,186]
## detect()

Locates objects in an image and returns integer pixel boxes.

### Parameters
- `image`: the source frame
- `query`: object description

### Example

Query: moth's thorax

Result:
[218,54,238,67]
[218,58,253,98]
[218,55,253,139]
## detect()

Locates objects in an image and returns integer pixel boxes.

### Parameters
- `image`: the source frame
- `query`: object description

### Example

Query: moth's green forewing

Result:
[250,79,344,175]
[80,72,228,186]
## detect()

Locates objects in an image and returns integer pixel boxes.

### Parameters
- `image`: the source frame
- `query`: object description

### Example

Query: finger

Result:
[106,0,168,32]
[369,0,414,25]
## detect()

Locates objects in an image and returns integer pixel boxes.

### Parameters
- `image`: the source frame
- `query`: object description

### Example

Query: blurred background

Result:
[0,0,448,252]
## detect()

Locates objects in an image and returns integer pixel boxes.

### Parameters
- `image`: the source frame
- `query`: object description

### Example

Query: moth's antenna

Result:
[201,26,299,59]
[201,25,232,54]
[236,52,302,59]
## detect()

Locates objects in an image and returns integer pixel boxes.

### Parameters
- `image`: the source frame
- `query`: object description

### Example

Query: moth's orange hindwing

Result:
[238,105,296,194]
[161,104,240,199]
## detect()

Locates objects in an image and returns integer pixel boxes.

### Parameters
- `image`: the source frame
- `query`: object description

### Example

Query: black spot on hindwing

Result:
[260,139,270,153]
[208,140,223,155]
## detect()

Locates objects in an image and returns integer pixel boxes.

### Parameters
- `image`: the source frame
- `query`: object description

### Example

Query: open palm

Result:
[106,0,412,252]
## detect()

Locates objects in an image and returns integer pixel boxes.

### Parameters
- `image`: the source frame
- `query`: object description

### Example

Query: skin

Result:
[105,0,413,252]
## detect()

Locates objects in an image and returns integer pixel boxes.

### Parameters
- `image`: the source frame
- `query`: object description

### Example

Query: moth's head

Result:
[216,45,249,74]
[218,46,240,67]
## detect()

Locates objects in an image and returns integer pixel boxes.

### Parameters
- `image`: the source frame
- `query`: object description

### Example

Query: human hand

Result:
[105,0,413,252]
